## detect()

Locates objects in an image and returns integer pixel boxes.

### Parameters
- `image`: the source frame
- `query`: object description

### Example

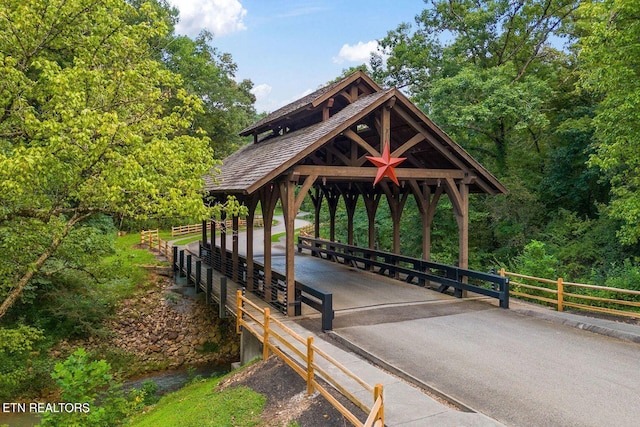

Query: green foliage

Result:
[372,0,578,175]
[510,240,559,279]
[160,31,256,158]
[0,0,218,318]
[578,0,640,244]
[0,325,51,400]
[40,348,132,427]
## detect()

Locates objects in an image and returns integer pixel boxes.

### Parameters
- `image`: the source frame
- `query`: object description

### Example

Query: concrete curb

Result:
[511,307,640,345]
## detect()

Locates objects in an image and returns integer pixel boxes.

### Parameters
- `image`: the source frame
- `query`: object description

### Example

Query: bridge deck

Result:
[263,252,456,312]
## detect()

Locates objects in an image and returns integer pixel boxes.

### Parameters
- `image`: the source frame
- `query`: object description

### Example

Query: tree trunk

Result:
[0,212,89,319]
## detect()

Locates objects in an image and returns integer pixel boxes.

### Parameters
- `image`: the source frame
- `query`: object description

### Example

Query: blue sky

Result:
[167,0,427,113]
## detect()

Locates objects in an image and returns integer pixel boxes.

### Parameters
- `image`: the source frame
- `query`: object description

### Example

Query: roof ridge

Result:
[240,71,381,136]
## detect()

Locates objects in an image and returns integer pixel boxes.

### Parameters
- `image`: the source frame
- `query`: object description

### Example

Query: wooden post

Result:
[311,187,323,239]
[246,196,258,292]
[306,336,315,395]
[232,215,239,282]
[260,184,279,303]
[557,277,564,312]
[201,220,207,247]
[263,307,270,360]
[341,188,359,246]
[220,211,227,276]
[236,290,242,335]
[211,217,216,249]
[374,384,384,426]
[283,178,297,317]
[322,186,340,242]
[456,182,469,271]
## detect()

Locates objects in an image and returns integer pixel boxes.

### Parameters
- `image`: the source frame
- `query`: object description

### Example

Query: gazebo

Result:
[202,71,507,317]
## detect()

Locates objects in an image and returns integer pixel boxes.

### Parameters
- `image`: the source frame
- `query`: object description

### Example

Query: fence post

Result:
[206,267,213,304]
[263,308,270,360]
[195,260,202,293]
[557,277,564,312]
[374,384,384,426]
[236,290,243,335]
[186,254,192,284]
[179,250,185,277]
[306,336,314,395]
[220,277,227,318]
[172,246,178,274]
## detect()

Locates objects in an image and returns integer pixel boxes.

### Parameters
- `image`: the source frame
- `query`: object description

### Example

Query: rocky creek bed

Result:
[52,270,240,375]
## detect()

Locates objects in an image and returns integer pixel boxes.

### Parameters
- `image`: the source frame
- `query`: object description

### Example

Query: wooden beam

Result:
[294,174,318,213]
[343,129,380,157]
[293,165,466,180]
[392,133,425,157]
[324,145,351,166]
[393,105,470,172]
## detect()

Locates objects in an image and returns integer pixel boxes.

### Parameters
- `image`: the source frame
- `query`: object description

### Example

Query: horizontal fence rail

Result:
[140,229,172,259]
[501,269,640,320]
[171,217,264,237]
[236,291,383,427]
[298,237,509,308]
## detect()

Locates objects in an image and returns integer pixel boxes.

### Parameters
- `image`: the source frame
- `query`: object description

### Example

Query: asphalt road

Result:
[335,305,640,427]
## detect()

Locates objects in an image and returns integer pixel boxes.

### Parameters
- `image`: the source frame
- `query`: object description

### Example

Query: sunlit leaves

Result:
[0,0,217,315]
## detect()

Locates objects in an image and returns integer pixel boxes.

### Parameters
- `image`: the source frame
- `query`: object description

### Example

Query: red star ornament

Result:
[366,144,406,186]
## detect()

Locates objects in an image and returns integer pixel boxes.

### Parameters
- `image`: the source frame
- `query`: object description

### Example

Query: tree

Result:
[372,0,580,175]
[0,0,216,318]
[578,0,640,244]
[161,31,256,159]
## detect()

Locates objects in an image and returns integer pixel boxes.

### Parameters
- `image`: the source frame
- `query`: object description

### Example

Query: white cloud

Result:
[168,0,247,38]
[251,83,272,102]
[333,40,379,64]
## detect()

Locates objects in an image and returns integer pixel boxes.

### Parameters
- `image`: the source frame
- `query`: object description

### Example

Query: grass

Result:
[127,369,266,427]
[270,230,300,243]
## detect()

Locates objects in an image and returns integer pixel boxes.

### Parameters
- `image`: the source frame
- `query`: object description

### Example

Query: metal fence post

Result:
[195,260,202,293]
[206,267,213,304]
[322,293,333,332]
[186,254,192,284]
[220,277,227,318]
[172,246,178,274]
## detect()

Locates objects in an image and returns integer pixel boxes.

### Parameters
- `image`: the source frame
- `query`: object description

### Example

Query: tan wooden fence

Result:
[172,217,265,237]
[140,229,172,259]
[501,269,640,320]
[236,291,384,427]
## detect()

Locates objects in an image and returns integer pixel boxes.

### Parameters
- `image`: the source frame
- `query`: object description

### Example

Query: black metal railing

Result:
[195,242,334,330]
[297,237,509,309]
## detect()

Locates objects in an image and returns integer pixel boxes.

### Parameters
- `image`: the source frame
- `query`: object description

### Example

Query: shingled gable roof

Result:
[205,71,508,197]
[239,71,381,137]
[204,88,394,194]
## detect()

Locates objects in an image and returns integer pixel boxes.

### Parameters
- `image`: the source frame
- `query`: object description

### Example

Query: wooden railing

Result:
[236,291,384,427]
[171,216,265,237]
[140,229,172,259]
[501,269,640,320]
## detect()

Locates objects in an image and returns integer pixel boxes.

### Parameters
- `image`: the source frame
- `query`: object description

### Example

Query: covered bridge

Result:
[202,71,507,317]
